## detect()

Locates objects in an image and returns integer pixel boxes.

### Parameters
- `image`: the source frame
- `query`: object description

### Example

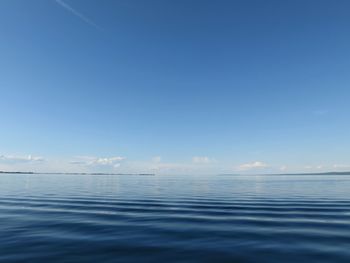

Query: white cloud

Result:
[280,165,287,171]
[192,156,215,164]
[238,161,268,171]
[333,164,350,169]
[70,156,125,168]
[304,165,324,170]
[152,156,162,163]
[0,154,45,163]
[148,156,199,173]
[144,156,205,174]
[150,162,186,172]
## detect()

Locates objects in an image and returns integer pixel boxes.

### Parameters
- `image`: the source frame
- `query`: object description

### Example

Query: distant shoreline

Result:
[276,171,350,175]
[0,171,155,176]
[2,171,350,176]
[220,171,350,176]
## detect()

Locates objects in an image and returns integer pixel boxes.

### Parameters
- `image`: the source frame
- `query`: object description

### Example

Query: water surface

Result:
[0,174,349,262]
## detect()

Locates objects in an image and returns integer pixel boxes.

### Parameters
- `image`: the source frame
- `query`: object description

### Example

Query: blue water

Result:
[0,174,350,262]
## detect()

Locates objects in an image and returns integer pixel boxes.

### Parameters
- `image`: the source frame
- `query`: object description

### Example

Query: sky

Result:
[1,0,350,174]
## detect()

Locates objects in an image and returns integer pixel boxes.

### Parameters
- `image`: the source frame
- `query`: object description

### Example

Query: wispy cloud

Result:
[0,154,45,163]
[304,165,324,170]
[192,156,215,164]
[238,161,268,171]
[280,165,287,171]
[55,0,102,30]
[333,164,350,169]
[144,156,194,173]
[70,156,125,168]
[149,161,193,173]
[152,156,162,163]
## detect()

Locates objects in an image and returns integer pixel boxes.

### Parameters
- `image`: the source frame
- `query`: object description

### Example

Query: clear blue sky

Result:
[1,0,350,174]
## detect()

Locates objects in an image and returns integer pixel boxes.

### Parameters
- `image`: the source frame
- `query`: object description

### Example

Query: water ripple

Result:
[0,174,350,262]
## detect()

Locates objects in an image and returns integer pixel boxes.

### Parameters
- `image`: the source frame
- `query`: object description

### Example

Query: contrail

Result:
[55,0,102,31]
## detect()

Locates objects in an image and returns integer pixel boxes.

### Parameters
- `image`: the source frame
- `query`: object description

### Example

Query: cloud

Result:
[143,156,217,173]
[280,165,287,171]
[131,156,218,175]
[152,156,162,163]
[149,162,192,173]
[192,156,215,164]
[113,163,121,168]
[333,164,350,169]
[238,161,268,171]
[304,165,324,170]
[0,154,45,163]
[55,0,102,30]
[69,161,86,165]
[143,157,191,173]
[70,156,125,168]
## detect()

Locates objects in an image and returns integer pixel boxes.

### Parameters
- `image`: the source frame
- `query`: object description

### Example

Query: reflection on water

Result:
[0,174,350,262]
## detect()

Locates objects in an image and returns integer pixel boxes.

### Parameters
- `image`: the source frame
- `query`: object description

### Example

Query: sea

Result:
[0,173,349,262]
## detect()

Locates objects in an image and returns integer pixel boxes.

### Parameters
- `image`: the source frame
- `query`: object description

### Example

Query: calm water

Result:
[0,174,350,263]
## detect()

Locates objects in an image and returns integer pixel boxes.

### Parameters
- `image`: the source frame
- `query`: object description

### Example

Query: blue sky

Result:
[1,0,350,174]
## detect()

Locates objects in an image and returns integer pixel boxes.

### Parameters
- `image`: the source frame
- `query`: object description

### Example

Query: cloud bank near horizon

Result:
[0,154,45,163]
[1,153,349,175]
[70,156,125,168]
[237,161,269,171]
